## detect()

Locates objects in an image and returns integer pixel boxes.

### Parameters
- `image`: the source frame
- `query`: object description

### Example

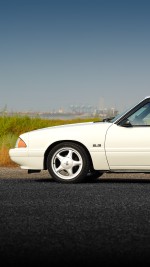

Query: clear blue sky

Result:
[0,0,150,112]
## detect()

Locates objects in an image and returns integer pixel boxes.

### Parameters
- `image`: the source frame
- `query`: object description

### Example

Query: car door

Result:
[105,101,150,170]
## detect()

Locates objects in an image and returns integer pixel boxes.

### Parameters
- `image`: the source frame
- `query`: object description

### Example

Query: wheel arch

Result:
[44,140,94,170]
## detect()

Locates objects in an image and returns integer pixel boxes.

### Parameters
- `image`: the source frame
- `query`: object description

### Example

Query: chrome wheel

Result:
[52,147,83,180]
[47,142,90,183]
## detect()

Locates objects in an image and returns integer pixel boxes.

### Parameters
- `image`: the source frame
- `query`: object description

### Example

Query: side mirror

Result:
[120,119,132,127]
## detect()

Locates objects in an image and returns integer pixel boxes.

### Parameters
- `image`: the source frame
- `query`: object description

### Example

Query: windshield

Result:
[110,106,133,123]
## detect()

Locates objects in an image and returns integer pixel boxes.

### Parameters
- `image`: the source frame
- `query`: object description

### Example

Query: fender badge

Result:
[93,144,101,147]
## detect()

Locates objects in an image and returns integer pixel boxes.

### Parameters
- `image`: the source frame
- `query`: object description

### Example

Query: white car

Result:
[9,96,150,183]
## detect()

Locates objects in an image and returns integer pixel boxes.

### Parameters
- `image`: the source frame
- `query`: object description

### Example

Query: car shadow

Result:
[33,177,150,184]
[97,178,150,183]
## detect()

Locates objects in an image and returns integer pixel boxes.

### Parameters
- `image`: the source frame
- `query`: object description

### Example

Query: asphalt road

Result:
[1,168,150,266]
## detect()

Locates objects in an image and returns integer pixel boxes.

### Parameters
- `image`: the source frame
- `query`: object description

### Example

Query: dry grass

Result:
[0,146,18,167]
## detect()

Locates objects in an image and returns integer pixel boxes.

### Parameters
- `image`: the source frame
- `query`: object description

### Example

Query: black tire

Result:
[47,142,90,183]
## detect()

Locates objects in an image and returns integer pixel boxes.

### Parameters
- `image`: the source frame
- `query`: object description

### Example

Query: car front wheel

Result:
[47,142,90,183]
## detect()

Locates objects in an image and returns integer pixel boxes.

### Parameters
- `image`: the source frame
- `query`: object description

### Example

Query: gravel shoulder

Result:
[1,167,150,180]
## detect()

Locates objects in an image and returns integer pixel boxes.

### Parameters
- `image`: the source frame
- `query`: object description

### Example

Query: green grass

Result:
[0,115,100,137]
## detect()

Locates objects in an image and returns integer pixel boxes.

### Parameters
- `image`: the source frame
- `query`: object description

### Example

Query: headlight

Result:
[16,137,27,148]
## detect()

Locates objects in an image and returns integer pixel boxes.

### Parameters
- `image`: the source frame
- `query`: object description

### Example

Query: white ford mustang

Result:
[9,96,150,183]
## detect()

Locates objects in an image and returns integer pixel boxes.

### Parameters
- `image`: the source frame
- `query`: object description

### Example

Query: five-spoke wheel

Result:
[47,142,90,183]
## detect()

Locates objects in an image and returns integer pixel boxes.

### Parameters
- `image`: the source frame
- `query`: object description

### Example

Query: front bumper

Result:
[9,148,44,170]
